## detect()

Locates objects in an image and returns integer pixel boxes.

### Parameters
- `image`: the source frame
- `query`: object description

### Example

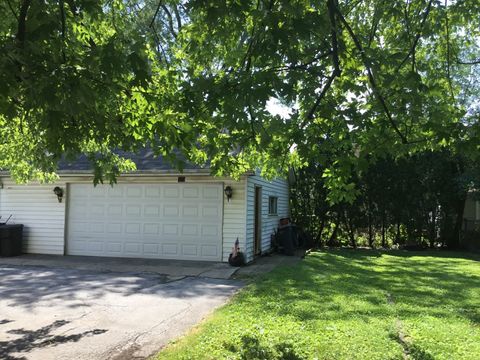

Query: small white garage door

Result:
[66,183,223,261]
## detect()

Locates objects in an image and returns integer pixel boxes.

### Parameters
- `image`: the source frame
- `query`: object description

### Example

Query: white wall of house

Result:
[245,175,289,262]
[0,180,67,255]
[0,175,247,262]
[221,178,247,262]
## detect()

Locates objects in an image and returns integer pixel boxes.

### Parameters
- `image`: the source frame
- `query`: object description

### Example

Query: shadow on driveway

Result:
[0,319,107,360]
[0,265,241,309]
[0,265,243,359]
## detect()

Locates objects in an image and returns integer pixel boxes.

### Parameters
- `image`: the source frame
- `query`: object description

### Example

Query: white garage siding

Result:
[0,176,247,262]
[245,175,289,262]
[222,179,247,262]
[0,181,66,255]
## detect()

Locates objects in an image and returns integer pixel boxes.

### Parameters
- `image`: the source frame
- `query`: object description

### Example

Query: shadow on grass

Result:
[242,249,480,326]
[0,319,107,360]
[389,332,435,360]
[224,335,304,360]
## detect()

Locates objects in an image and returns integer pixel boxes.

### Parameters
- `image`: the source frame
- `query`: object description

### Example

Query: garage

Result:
[66,183,223,261]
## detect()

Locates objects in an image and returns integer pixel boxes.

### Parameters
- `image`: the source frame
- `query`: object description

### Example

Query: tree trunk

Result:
[429,208,436,248]
[448,196,466,249]
[315,219,326,247]
[447,158,466,249]
[347,217,357,249]
[395,222,401,245]
[349,227,357,249]
[368,205,374,248]
[327,216,340,247]
[381,211,386,248]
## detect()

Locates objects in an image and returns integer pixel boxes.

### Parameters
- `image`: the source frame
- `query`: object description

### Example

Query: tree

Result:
[0,1,479,197]
[291,149,479,249]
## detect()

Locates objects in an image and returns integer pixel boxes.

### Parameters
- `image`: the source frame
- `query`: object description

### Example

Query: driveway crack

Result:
[106,300,193,360]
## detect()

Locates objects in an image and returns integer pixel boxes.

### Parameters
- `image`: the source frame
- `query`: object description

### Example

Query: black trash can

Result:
[0,224,24,257]
[277,224,298,256]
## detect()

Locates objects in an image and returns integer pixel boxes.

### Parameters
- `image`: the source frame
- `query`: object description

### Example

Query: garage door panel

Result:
[144,205,160,216]
[107,186,124,197]
[91,205,105,216]
[143,243,159,254]
[144,223,160,235]
[126,186,142,198]
[163,186,179,198]
[182,206,198,217]
[203,186,220,199]
[70,222,88,233]
[125,223,141,234]
[182,244,197,256]
[162,224,178,235]
[87,241,103,252]
[201,224,219,237]
[70,241,86,251]
[70,204,87,217]
[108,204,123,216]
[89,222,105,233]
[67,183,222,261]
[163,243,178,255]
[124,242,142,254]
[145,186,161,198]
[163,205,179,217]
[107,223,123,234]
[91,186,107,198]
[70,185,90,198]
[181,224,198,236]
[183,186,199,198]
[126,205,142,216]
[106,242,122,253]
[202,205,220,218]
[201,245,218,257]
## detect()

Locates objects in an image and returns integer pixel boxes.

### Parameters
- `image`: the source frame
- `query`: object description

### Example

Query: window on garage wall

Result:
[268,196,278,215]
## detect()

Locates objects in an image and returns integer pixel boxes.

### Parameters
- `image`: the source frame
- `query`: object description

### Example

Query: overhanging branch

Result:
[301,0,341,126]
[396,0,433,72]
[336,7,408,144]
[16,0,32,46]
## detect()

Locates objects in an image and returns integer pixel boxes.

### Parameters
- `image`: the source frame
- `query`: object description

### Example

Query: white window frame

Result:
[268,196,278,215]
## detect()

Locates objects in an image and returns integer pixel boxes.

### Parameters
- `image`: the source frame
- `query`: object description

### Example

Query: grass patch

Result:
[157,249,480,359]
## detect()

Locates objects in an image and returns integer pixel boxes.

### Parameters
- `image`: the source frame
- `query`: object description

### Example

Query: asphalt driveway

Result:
[0,265,242,360]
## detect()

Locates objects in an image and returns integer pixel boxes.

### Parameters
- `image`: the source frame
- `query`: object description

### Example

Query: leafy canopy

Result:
[0,0,479,197]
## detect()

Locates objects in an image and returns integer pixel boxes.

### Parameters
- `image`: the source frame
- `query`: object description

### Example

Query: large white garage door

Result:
[66,183,223,261]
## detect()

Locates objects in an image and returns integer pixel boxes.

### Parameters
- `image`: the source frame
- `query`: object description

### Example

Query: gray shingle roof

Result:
[57,148,209,173]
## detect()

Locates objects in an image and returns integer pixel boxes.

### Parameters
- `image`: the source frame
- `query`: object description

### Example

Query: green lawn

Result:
[157,250,480,360]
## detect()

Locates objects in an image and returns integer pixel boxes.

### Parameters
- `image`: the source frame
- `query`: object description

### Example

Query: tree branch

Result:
[149,1,162,28]
[16,0,32,46]
[445,0,454,100]
[456,58,480,65]
[6,0,18,20]
[396,0,433,72]
[304,72,337,123]
[301,0,341,125]
[264,50,332,72]
[328,0,341,76]
[336,8,408,144]
[59,0,66,62]
[151,23,170,65]
[172,5,182,31]
[161,4,177,38]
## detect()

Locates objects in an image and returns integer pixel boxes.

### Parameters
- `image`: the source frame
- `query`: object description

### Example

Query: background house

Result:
[0,149,289,262]
[462,194,480,251]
